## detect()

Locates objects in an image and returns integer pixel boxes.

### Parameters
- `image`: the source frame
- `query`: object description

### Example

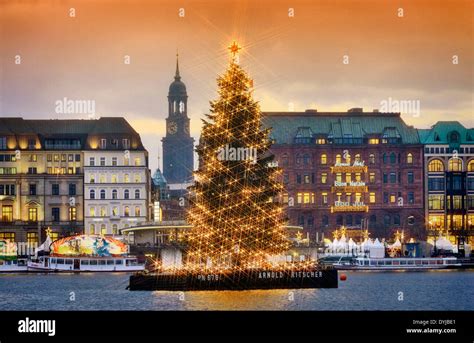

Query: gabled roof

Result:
[418,121,474,144]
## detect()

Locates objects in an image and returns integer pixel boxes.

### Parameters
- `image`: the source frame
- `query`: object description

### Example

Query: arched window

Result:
[468,160,474,172]
[281,154,289,166]
[100,207,106,217]
[393,214,400,225]
[369,154,375,164]
[382,153,387,164]
[90,224,95,235]
[321,154,327,165]
[303,154,311,165]
[100,189,106,199]
[355,215,362,226]
[124,174,130,183]
[90,189,95,199]
[384,215,391,226]
[100,224,107,235]
[124,189,130,199]
[390,152,396,164]
[112,189,118,200]
[345,153,351,164]
[428,159,444,172]
[407,153,413,164]
[448,158,463,172]
[90,207,95,217]
[449,131,459,143]
[336,215,343,226]
[307,215,314,228]
[135,189,140,199]
[124,206,130,217]
[112,224,118,235]
[336,154,342,164]
[369,215,377,227]
[298,215,305,226]
[112,207,118,216]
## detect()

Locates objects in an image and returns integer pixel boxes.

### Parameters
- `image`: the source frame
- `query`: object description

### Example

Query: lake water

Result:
[0,270,472,311]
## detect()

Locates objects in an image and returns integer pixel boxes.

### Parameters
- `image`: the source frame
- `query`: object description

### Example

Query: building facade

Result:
[0,117,150,243]
[162,55,195,184]
[419,121,474,251]
[262,109,425,240]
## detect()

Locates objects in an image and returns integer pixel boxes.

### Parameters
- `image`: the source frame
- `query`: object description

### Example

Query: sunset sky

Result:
[1,0,472,172]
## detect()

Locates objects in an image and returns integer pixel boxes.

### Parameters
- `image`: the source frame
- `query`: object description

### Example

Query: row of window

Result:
[283,152,415,166]
[0,206,77,222]
[0,184,15,196]
[89,189,141,200]
[425,147,474,154]
[46,154,81,163]
[282,192,415,205]
[89,224,120,235]
[428,158,474,172]
[89,173,142,183]
[428,195,474,210]
[297,214,416,228]
[89,156,140,167]
[88,206,142,217]
[429,177,474,191]
[288,171,415,185]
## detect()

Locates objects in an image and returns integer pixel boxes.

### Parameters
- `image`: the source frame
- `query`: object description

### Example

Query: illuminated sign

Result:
[331,201,368,213]
[332,181,368,192]
[50,235,127,257]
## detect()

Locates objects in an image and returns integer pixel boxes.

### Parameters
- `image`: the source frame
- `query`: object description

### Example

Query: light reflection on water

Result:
[0,270,472,311]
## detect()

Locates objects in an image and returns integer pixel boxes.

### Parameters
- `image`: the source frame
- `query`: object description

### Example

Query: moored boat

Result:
[334,256,462,271]
[27,255,144,272]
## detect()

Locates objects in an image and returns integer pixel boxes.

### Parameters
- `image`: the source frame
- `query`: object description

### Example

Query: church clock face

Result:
[167,121,177,134]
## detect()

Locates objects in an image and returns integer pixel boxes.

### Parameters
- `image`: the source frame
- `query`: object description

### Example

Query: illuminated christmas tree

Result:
[186,42,290,271]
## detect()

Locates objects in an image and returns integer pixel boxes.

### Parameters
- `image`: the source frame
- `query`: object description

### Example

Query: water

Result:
[0,271,472,311]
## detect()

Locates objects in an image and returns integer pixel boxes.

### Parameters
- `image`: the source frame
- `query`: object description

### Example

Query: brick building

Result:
[262,109,425,240]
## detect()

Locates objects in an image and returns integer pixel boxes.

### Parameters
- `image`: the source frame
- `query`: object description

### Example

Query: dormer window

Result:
[449,131,459,143]
[122,139,130,149]
[100,139,107,149]
[111,139,118,148]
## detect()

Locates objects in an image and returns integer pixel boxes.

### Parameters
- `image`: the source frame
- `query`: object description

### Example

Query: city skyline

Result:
[1,0,472,173]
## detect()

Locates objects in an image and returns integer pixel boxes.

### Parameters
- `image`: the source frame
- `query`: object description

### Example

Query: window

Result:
[295,154,302,165]
[124,189,130,199]
[468,160,474,172]
[27,232,38,245]
[368,138,379,145]
[90,175,95,183]
[111,139,118,148]
[124,174,130,183]
[316,138,326,144]
[448,158,462,172]
[112,157,117,166]
[346,215,353,226]
[100,174,106,183]
[90,224,96,235]
[283,174,289,184]
[111,174,117,183]
[124,206,130,217]
[407,153,413,164]
[369,193,376,203]
[54,154,59,162]
[135,207,141,217]
[28,208,38,222]
[0,232,15,242]
[407,172,414,184]
[369,173,375,184]
[100,190,106,199]
[135,189,140,199]
[322,215,329,227]
[335,173,342,183]
[112,207,119,216]
[51,183,59,195]
[322,192,328,205]
[112,189,118,200]
[134,174,141,183]
[428,159,444,172]
[112,224,118,235]
[100,157,106,166]
[468,178,474,190]
[336,215,343,226]
[28,167,37,174]
[408,192,414,204]
[390,152,396,164]
[122,139,130,149]
[382,153,387,164]
[52,208,60,222]
[100,207,106,217]
[69,184,76,196]
[390,194,396,203]
[321,154,327,165]
[345,173,351,183]
[90,189,95,199]
[101,224,107,235]
[100,139,107,149]
[335,154,342,164]
[428,195,444,210]
[384,215,391,226]
[383,173,388,184]
[321,173,327,184]
[383,192,389,203]
[304,174,310,184]
[89,157,95,166]
[390,172,396,184]
[1,206,13,222]
[369,215,377,227]
[90,207,96,217]
[281,154,289,166]
[134,157,141,166]
[393,215,400,225]
[29,184,37,195]
[75,154,81,162]
[296,174,301,184]
[369,154,375,164]
[0,137,7,150]
[69,207,76,221]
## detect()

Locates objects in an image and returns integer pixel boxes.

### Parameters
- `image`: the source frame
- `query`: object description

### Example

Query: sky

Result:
[0,0,472,172]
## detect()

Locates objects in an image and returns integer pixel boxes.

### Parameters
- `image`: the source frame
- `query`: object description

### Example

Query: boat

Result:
[0,258,28,272]
[333,256,462,271]
[27,234,145,273]
[28,255,144,272]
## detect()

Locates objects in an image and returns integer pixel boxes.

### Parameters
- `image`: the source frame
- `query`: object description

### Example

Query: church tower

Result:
[162,54,194,184]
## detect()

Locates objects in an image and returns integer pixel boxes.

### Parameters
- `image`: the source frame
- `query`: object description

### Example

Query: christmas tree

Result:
[186,43,290,271]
